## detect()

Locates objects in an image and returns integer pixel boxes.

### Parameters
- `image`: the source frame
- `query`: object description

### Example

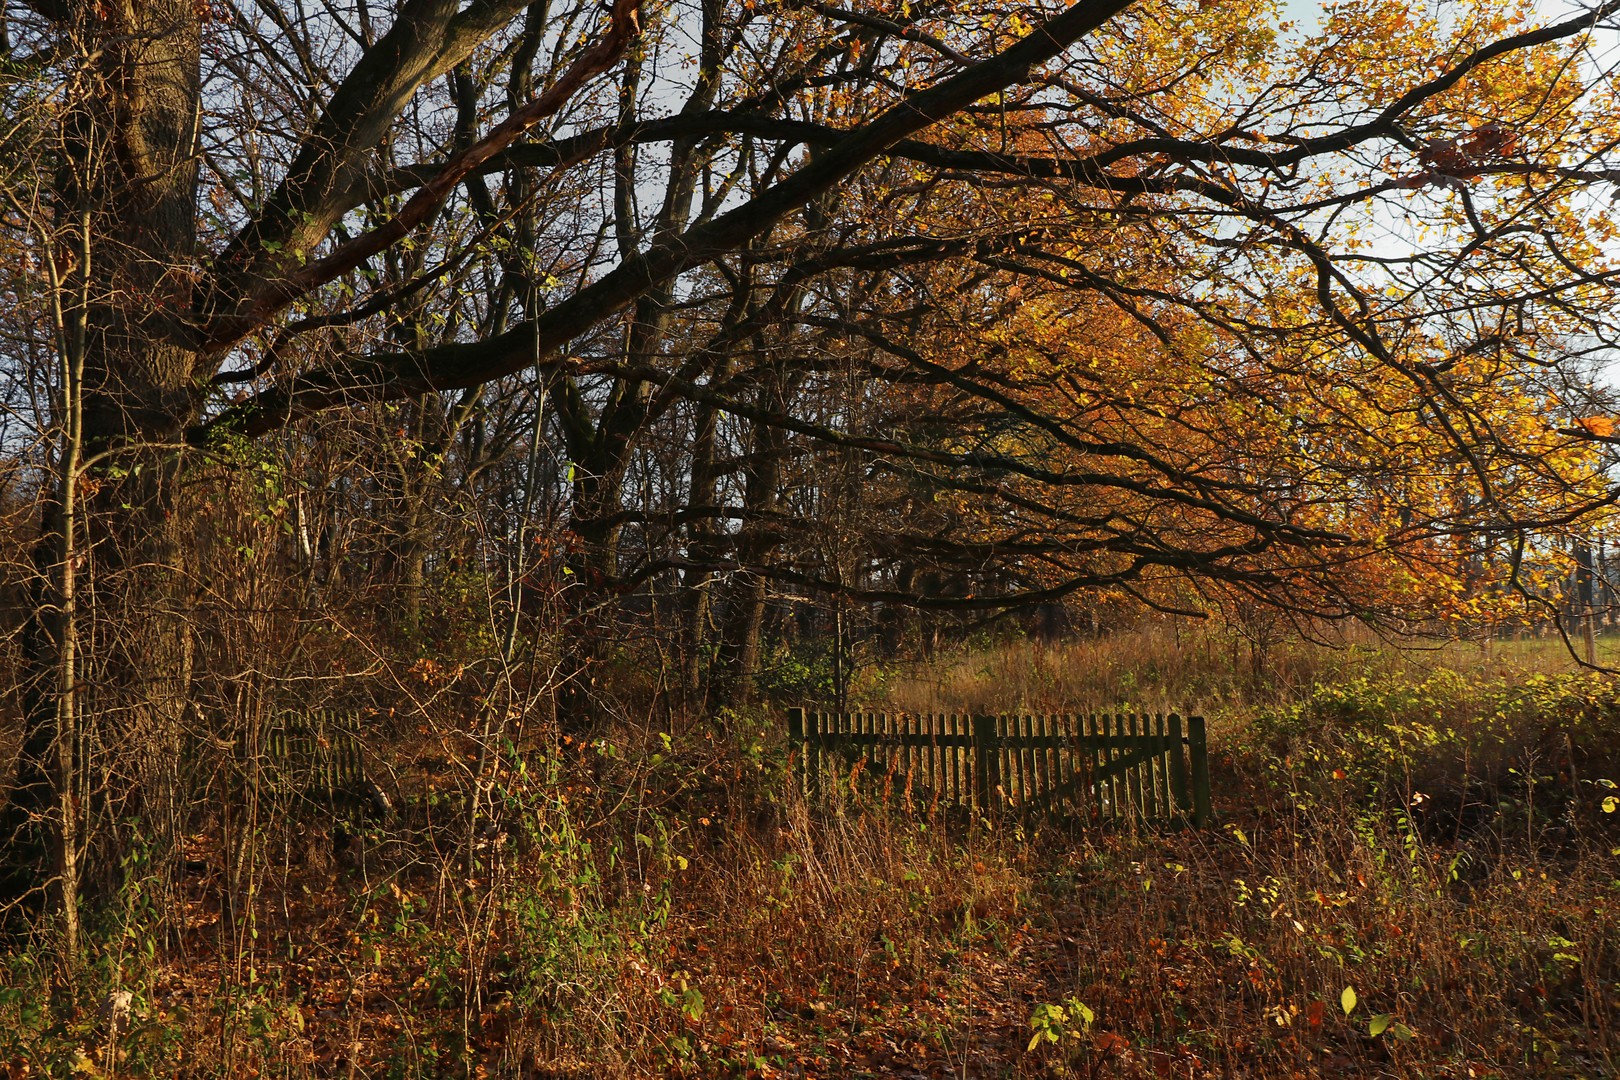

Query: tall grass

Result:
[1031,810,1617,1078]
[874,620,1607,720]
[4,624,1619,1077]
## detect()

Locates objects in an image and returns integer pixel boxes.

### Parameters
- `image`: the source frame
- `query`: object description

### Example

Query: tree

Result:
[4,0,1620,930]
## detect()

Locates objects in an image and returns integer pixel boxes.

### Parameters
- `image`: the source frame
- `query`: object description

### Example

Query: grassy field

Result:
[877,623,1620,715]
[3,626,1618,1077]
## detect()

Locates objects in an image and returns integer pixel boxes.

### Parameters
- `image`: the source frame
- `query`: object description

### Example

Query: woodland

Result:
[4,0,1620,1073]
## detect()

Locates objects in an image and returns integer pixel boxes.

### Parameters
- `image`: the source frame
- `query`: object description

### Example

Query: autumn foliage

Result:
[3,0,1620,1074]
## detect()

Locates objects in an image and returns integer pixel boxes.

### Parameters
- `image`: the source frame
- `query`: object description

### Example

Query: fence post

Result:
[1188,714,1212,828]
[972,714,998,813]
[788,708,805,799]
[804,711,821,804]
[1126,713,1142,823]
[1167,713,1191,818]
[1152,713,1168,820]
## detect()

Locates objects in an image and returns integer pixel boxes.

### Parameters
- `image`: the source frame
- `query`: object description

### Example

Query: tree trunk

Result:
[717,366,787,705]
[2,0,203,909]
[680,353,735,708]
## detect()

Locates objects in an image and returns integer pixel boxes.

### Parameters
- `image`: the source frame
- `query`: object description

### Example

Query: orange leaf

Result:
[1095,1032,1128,1053]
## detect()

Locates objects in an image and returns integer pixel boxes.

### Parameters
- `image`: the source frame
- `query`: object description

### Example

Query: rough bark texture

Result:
[681,354,734,704]
[718,366,787,704]
[3,0,203,908]
[88,0,202,888]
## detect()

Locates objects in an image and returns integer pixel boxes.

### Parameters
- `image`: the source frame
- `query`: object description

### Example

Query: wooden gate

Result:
[264,710,375,816]
[788,709,1211,827]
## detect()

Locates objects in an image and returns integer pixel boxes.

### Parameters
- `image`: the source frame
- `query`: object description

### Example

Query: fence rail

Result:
[788,709,1211,826]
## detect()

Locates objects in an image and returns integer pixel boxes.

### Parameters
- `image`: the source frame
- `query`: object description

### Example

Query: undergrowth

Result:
[3,633,1620,1078]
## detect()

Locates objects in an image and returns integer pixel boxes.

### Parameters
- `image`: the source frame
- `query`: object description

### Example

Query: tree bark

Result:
[680,353,734,707]
[3,0,204,908]
[717,364,788,705]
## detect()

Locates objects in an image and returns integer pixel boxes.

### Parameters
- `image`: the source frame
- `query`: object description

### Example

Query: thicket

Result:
[2,624,1617,1078]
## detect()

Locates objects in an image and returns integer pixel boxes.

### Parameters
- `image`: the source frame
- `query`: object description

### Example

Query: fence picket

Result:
[1050,714,1064,813]
[1103,713,1114,818]
[1020,714,1035,805]
[1012,714,1023,806]
[1032,713,1045,802]
[1122,714,1135,819]
[1132,714,1147,819]
[1168,713,1189,814]
[1140,713,1154,818]
[1152,713,1168,819]
[999,714,1012,807]
[1112,714,1127,820]
[1033,714,1045,802]
[1009,715,1021,806]
[1036,714,1050,805]
[953,713,962,806]
[925,715,938,815]
[861,712,868,761]
[851,711,862,784]
[1189,714,1212,827]
[1061,714,1077,817]
[952,715,963,809]
[1134,712,1148,818]
[1092,714,1103,818]
[816,711,827,803]
[1073,714,1086,816]
[1052,714,1064,806]
[1097,714,1111,819]
[1114,718,1127,819]
[821,710,832,795]
[876,712,887,801]
[1081,714,1096,816]
[931,714,943,807]
[1139,714,1153,819]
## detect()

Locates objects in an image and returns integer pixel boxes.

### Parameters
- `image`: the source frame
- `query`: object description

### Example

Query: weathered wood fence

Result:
[262,711,382,817]
[788,709,1211,826]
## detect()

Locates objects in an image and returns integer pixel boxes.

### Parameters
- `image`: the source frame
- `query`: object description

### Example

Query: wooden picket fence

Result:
[788,709,1212,827]
[263,710,372,815]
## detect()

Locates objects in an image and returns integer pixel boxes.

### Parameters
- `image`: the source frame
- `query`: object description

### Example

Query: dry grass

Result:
[1021,814,1617,1078]
[4,626,1620,1078]
[874,621,1610,719]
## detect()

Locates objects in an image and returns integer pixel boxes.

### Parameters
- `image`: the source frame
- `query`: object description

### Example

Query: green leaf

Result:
[1369,1013,1392,1037]
[1390,1022,1415,1041]
[1340,986,1357,1015]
